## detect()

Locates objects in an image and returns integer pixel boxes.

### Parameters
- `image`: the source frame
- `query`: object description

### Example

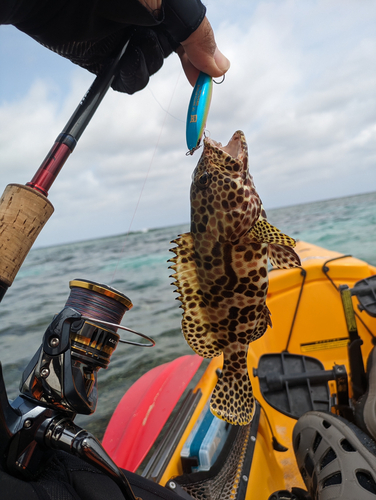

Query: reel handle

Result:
[45,417,141,500]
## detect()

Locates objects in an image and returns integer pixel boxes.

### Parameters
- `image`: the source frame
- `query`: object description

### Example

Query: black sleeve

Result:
[0,0,206,45]
[0,0,206,94]
[0,450,189,500]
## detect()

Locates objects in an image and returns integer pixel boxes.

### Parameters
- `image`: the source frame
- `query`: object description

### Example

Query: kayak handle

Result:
[261,368,340,392]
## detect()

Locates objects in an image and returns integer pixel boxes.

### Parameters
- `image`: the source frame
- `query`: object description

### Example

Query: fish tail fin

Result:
[210,349,255,426]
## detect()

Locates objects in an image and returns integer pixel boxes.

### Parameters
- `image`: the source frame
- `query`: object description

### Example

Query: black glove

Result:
[0,0,206,94]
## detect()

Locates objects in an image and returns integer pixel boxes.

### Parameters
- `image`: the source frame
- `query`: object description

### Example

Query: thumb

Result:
[178,17,230,85]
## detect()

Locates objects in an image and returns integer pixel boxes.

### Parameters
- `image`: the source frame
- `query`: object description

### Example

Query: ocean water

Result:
[0,191,375,438]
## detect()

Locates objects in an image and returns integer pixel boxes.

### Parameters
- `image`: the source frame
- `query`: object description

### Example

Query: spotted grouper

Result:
[169,130,301,425]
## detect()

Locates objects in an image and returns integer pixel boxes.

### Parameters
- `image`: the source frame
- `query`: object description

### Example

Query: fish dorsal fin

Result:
[169,233,222,358]
[249,219,297,247]
[268,244,301,269]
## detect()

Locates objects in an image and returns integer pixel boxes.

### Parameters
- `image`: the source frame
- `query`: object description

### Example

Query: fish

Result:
[169,131,301,425]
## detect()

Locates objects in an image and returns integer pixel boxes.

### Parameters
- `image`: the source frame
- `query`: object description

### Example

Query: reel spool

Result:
[65,279,133,370]
[20,279,154,415]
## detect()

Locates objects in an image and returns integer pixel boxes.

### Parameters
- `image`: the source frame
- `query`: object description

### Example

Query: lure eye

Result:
[197,172,211,189]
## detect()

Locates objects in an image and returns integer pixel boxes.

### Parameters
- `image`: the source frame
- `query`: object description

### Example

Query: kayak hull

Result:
[104,241,376,498]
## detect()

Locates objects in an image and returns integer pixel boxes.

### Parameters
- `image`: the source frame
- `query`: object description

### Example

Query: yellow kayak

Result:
[104,240,376,499]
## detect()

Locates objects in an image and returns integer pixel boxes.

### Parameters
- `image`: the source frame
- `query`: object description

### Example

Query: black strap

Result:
[162,0,206,43]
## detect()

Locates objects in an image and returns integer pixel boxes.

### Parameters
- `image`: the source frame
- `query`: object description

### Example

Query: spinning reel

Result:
[0,279,154,500]
[0,40,155,500]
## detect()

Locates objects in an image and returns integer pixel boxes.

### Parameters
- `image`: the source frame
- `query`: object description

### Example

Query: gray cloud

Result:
[0,0,375,247]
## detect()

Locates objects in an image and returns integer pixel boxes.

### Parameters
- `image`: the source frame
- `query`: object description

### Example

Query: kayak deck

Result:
[105,241,376,498]
[158,241,376,496]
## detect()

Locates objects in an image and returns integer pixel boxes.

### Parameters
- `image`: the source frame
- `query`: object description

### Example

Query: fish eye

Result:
[197,172,211,189]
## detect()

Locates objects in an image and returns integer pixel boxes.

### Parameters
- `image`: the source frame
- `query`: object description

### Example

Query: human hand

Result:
[108,0,230,92]
[113,12,230,93]
[2,0,230,93]
[178,16,230,86]
[139,0,230,86]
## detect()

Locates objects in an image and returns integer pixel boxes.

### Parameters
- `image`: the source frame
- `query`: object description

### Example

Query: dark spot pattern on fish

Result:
[169,130,301,425]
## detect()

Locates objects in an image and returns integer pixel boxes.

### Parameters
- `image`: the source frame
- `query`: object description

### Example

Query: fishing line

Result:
[147,85,185,123]
[65,279,155,346]
[109,69,183,285]
[65,279,130,325]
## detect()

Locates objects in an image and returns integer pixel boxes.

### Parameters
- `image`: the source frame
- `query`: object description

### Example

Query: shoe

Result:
[355,346,376,441]
[268,488,311,500]
[293,411,376,499]
[268,491,294,500]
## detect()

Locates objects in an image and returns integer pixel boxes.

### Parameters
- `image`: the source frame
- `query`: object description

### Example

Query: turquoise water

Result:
[0,191,375,438]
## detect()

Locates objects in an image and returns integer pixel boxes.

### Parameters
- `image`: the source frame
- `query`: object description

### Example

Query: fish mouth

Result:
[205,130,247,170]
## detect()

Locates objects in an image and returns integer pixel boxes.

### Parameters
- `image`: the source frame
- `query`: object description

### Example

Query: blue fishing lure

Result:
[186,72,213,153]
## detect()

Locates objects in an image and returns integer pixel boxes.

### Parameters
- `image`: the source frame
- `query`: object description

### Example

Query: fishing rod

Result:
[0,46,214,497]
[0,39,130,303]
[0,37,164,500]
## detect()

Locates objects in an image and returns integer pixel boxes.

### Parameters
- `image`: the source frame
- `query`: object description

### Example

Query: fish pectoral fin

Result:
[210,349,255,426]
[268,244,301,269]
[262,304,272,329]
[248,220,301,269]
[249,219,297,247]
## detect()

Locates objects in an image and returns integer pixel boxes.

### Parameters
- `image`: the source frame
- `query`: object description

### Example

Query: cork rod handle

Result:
[0,184,54,299]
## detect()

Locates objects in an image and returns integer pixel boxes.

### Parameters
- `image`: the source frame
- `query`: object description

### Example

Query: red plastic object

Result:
[102,354,202,472]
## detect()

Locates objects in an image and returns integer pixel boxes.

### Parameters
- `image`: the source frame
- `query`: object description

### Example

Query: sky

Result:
[0,0,375,248]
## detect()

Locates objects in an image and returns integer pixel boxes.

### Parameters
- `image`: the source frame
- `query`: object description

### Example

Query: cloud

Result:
[208,0,376,206]
[0,0,375,247]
